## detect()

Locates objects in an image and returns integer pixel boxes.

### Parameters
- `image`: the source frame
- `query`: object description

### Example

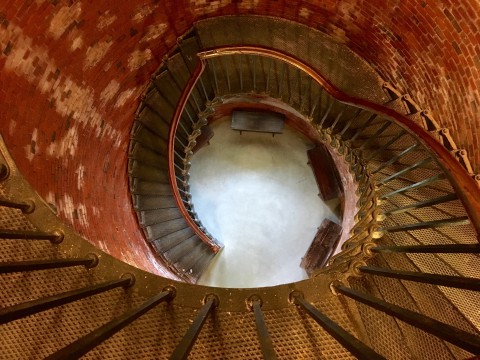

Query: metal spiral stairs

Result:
[1,17,480,359]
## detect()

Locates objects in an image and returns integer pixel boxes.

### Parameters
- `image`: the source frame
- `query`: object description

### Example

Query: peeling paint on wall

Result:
[132,4,158,23]
[114,88,137,108]
[1,22,122,150]
[100,80,121,107]
[84,40,112,70]
[127,48,152,71]
[70,35,83,51]
[47,125,78,158]
[75,164,85,190]
[8,120,16,136]
[48,3,82,40]
[140,23,168,43]
[97,11,117,30]
[299,7,312,19]
[238,0,260,10]
[188,0,230,15]
[25,128,38,161]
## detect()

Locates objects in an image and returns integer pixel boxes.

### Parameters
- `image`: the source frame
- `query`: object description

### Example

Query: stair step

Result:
[179,36,201,73]
[129,160,168,182]
[137,107,171,139]
[151,227,195,252]
[189,247,215,281]
[166,52,192,91]
[129,142,167,168]
[133,194,177,211]
[174,242,215,282]
[131,179,172,196]
[163,235,199,264]
[152,71,181,119]
[145,217,189,239]
[139,207,183,227]
[131,123,168,154]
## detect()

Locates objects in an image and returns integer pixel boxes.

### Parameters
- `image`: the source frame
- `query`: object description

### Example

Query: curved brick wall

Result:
[0,0,478,276]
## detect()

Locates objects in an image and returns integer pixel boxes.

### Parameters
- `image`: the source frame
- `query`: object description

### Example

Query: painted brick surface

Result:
[0,0,478,276]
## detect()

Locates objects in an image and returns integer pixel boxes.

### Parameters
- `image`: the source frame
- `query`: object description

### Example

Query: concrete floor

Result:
[190,118,338,288]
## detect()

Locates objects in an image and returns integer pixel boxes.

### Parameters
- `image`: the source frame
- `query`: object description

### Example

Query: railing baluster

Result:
[380,173,446,199]
[329,109,345,133]
[0,229,64,243]
[291,292,386,360]
[0,275,135,324]
[0,197,35,213]
[371,243,480,254]
[335,285,480,354]
[348,114,377,141]
[337,108,363,136]
[378,158,433,185]
[382,216,470,232]
[364,130,406,161]
[248,296,278,360]
[170,294,218,360]
[384,193,458,215]
[371,143,419,174]
[358,266,480,290]
[208,59,219,94]
[45,287,175,360]
[0,255,98,273]
[318,100,333,128]
[359,122,391,150]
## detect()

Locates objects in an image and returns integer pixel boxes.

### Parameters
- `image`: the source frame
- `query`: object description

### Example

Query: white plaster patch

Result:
[97,11,117,30]
[75,164,85,190]
[92,206,100,217]
[71,35,83,51]
[140,23,168,43]
[76,203,89,227]
[1,22,123,153]
[46,191,56,205]
[132,4,158,22]
[100,80,120,107]
[25,128,38,161]
[84,40,112,70]
[8,120,16,136]
[127,48,152,71]
[55,194,89,228]
[188,0,230,14]
[48,3,82,40]
[114,88,136,108]
[299,7,312,19]
[47,125,78,158]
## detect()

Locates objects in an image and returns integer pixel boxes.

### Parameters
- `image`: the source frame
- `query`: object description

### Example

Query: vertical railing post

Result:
[248,295,278,359]
[170,294,219,360]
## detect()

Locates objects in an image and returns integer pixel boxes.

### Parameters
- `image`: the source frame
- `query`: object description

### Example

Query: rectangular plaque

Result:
[231,110,285,134]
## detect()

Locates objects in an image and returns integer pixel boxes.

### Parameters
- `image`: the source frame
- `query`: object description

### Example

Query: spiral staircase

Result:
[1,16,480,359]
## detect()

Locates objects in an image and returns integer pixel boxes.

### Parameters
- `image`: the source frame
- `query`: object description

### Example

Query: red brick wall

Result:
[0,0,478,275]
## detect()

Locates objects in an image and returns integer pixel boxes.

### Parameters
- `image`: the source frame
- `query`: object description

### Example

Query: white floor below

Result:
[190,118,338,288]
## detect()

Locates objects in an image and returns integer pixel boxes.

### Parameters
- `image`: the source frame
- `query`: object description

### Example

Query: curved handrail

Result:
[198,46,480,238]
[167,60,222,253]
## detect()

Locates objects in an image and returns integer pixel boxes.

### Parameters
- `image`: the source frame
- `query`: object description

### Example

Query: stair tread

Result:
[134,194,177,211]
[151,227,195,252]
[139,207,183,226]
[131,179,172,195]
[129,160,168,182]
[145,217,189,239]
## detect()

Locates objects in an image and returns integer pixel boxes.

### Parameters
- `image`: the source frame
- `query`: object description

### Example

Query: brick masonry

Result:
[0,0,478,276]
